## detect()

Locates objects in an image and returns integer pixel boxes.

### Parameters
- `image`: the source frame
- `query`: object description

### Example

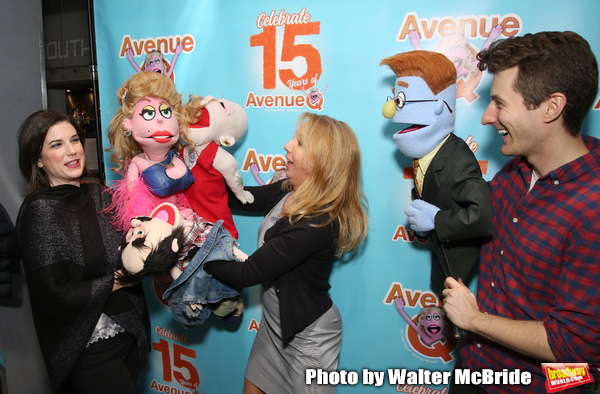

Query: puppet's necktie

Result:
[413,159,422,196]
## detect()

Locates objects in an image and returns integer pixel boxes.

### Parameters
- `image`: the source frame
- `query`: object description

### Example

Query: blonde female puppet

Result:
[106,71,195,231]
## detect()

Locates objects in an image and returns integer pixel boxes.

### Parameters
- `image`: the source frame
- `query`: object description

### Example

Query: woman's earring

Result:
[124,129,132,137]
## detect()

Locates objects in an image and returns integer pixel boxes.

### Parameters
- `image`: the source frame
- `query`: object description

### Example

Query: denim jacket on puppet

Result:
[119,202,246,327]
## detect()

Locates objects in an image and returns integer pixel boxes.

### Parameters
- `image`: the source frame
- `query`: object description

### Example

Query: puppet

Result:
[118,202,246,326]
[106,71,195,231]
[126,43,183,79]
[394,297,452,346]
[380,50,492,290]
[181,96,253,239]
[408,26,503,80]
[302,84,328,110]
[250,163,287,186]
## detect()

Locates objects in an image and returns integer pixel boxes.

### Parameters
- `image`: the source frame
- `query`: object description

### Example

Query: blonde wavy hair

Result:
[107,71,193,171]
[282,112,369,256]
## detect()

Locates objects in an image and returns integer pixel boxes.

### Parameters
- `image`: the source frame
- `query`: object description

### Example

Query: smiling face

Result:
[481,67,545,159]
[37,121,85,187]
[384,76,456,158]
[123,96,180,158]
[284,126,310,189]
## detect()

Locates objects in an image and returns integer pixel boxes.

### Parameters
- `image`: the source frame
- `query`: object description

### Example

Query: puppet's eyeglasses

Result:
[387,91,453,113]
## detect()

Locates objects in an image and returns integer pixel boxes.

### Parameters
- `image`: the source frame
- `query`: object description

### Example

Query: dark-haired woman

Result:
[16,110,150,393]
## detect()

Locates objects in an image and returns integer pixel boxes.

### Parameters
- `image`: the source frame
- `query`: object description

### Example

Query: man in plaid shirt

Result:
[442,31,600,393]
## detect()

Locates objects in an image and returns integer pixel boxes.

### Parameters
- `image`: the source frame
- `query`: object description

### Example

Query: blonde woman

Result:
[205,112,369,394]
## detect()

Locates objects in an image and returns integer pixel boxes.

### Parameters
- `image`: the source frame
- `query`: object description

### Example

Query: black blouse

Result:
[205,181,339,340]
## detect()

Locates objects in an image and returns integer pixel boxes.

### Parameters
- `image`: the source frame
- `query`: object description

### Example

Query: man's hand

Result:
[442,277,481,330]
[442,277,557,361]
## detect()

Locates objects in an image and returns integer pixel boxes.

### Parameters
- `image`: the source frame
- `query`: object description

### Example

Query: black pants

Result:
[62,331,139,394]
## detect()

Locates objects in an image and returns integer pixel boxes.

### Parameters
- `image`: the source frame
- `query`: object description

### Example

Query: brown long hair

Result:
[18,110,86,196]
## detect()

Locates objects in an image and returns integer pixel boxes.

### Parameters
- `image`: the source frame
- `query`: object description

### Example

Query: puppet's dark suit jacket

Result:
[417,133,492,290]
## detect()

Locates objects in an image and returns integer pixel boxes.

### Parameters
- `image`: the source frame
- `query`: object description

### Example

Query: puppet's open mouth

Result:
[426,325,441,334]
[452,58,463,68]
[397,124,425,134]
[154,70,163,75]
[148,130,175,143]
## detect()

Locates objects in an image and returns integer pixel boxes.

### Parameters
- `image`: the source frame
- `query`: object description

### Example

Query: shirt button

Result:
[513,217,518,223]
[491,282,495,287]
[476,343,482,348]
[500,250,504,255]
[553,180,559,186]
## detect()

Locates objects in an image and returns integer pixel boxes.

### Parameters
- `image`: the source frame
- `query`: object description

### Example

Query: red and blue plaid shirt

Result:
[459,136,600,393]
[176,213,213,271]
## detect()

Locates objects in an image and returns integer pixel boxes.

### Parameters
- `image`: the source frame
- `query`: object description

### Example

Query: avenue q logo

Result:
[542,363,593,392]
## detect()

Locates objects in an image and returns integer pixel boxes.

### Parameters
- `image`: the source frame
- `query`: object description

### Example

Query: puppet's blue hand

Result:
[404,199,440,233]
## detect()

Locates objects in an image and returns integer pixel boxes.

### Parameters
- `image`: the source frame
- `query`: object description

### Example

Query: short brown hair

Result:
[477,31,598,137]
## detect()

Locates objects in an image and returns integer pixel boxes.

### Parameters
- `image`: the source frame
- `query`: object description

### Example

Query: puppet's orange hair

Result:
[380,50,456,95]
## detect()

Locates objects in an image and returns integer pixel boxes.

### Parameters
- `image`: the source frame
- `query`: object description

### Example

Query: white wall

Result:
[0,0,54,392]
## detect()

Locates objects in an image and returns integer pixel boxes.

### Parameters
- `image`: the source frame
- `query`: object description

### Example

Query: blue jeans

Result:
[163,220,240,327]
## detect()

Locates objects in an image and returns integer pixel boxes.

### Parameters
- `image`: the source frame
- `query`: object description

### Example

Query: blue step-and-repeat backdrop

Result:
[93,1,600,393]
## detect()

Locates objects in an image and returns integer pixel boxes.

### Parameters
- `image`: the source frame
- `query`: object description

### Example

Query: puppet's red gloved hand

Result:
[404,199,440,233]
